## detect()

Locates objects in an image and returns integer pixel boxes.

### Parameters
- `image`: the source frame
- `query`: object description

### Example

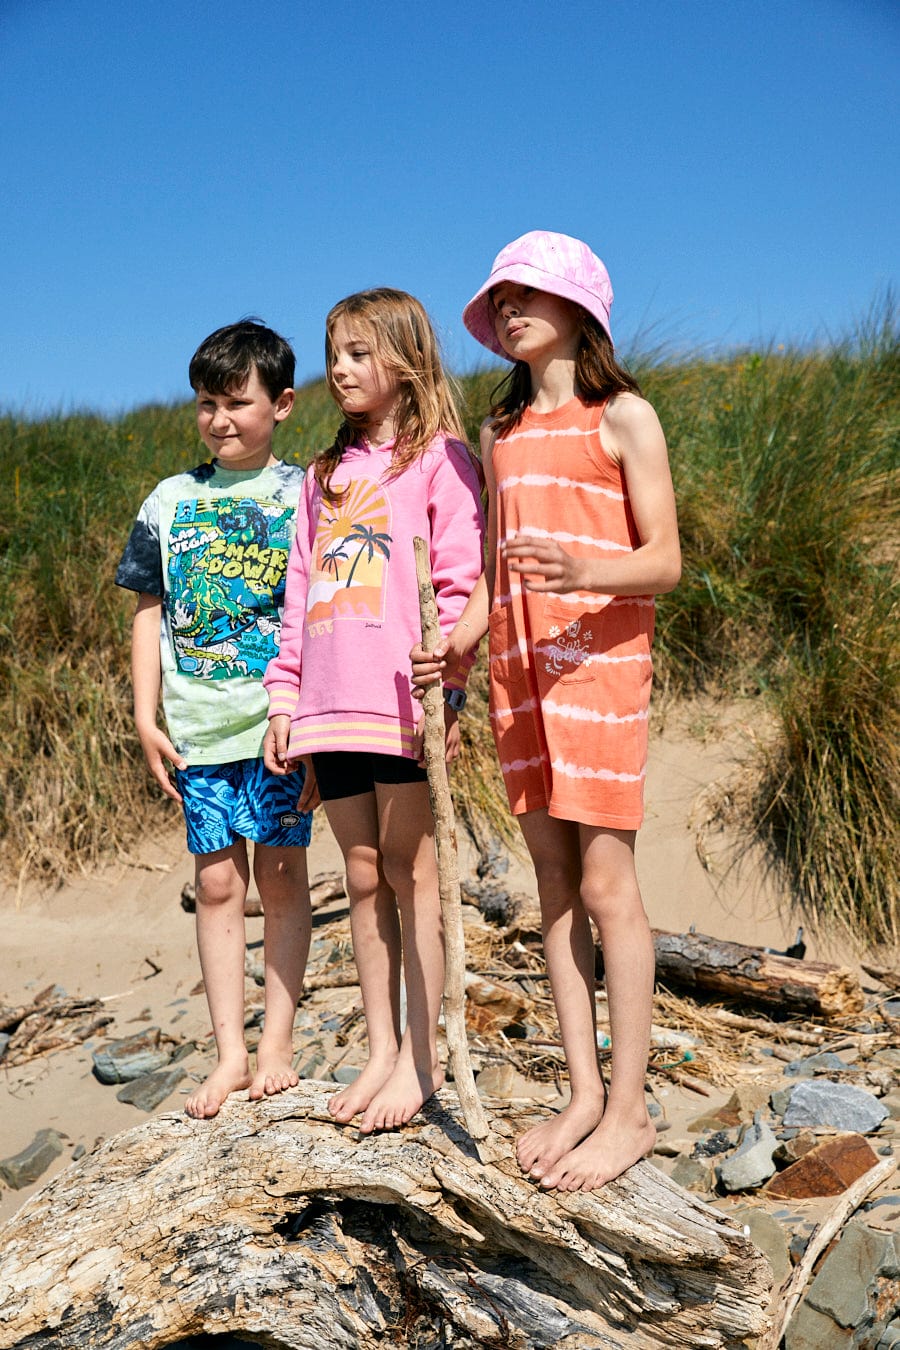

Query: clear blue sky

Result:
[2,0,897,416]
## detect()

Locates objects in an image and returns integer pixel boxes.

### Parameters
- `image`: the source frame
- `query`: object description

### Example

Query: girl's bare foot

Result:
[538,1109,656,1191]
[328,1051,398,1123]
[185,1054,252,1119]
[249,1035,299,1100]
[358,1055,444,1134]
[517,1088,605,1178]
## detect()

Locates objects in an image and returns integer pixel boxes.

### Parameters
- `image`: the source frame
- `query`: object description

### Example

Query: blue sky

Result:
[1,0,897,416]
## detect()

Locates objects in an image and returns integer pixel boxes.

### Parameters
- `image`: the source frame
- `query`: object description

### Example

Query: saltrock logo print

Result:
[543,619,593,676]
[306,477,392,632]
[167,496,295,679]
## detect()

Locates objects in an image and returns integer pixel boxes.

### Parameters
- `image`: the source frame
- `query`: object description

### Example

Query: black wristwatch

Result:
[443,687,467,712]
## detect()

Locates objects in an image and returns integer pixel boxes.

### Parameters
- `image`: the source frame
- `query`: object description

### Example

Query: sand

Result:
[0,699,871,1231]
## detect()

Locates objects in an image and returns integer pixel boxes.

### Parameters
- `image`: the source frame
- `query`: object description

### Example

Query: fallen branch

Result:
[0,1083,772,1349]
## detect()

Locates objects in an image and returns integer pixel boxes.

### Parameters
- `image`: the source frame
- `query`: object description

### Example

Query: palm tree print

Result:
[322,540,348,578]
[344,523,392,586]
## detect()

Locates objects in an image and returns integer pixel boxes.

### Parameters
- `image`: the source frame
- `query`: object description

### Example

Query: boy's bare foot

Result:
[517,1090,605,1178]
[537,1110,657,1191]
[328,1051,398,1124]
[185,1055,252,1119]
[249,1037,299,1100]
[358,1056,444,1135]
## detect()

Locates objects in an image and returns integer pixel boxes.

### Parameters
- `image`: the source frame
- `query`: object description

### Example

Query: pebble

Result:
[716,1116,779,1193]
[116,1067,187,1112]
[0,1129,65,1189]
[92,1028,175,1084]
[783,1080,889,1133]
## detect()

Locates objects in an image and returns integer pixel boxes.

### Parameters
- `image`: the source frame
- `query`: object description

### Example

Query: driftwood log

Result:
[0,1082,771,1349]
[650,929,864,1020]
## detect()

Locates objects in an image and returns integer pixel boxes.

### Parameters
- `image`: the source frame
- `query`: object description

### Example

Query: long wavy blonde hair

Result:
[315,288,471,498]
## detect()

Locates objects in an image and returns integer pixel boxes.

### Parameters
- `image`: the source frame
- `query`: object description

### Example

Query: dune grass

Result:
[0,307,896,942]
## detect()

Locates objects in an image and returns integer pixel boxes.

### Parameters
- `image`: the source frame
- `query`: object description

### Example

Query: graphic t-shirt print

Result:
[307,477,393,632]
[167,496,294,680]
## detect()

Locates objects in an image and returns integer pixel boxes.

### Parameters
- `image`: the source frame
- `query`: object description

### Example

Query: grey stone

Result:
[715,1116,779,1192]
[92,1028,173,1084]
[116,1066,186,1111]
[0,1129,65,1188]
[729,1204,790,1284]
[783,1079,889,1133]
[876,1323,900,1349]
[805,1220,898,1328]
[784,1301,853,1350]
[332,1065,361,1085]
[784,1051,856,1078]
[771,1086,793,1117]
[0,1032,9,1062]
[670,1156,713,1193]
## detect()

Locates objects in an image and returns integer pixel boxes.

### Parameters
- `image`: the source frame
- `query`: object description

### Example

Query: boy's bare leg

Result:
[515,810,608,1176]
[324,792,404,1123]
[537,826,657,1191]
[249,843,311,1100]
[356,780,445,1134]
[186,843,253,1119]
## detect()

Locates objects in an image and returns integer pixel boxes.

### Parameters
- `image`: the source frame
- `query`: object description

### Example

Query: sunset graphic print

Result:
[306,477,393,630]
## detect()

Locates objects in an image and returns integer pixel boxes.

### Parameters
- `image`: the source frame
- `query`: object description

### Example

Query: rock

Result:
[876,1323,900,1348]
[803,1219,900,1338]
[784,1051,856,1078]
[783,1079,889,1133]
[464,972,531,1029]
[692,1129,739,1158]
[475,1063,558,1102]
[0,1032,9,1063]
[766,1133,881,1199]
[0,1129,65,1188]
[773,1128,818,1165]
[331,1065,361,1085]
[92,1028,175,1084]
[670,1156,713,1193]
[771,1085,793,1117]
[688,1082,772,1132]
[116,1067,186,1111]
[784,1301,854,1349]
[716,1116,779,1193]
[728,1204,791,1284]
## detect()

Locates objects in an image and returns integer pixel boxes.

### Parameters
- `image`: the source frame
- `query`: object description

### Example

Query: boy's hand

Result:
[263,715,294,775]
[296,755,320,812]
[138,726,186,802]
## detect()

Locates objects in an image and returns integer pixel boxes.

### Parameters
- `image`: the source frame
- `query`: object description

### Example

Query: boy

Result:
[116,319,313,1119]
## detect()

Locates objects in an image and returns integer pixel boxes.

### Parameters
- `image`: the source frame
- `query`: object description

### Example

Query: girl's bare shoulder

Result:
[604,390,662,433]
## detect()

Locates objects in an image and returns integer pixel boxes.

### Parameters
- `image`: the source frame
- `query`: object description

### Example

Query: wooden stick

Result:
[413,537,494,1155]
[756,1154,897,1350]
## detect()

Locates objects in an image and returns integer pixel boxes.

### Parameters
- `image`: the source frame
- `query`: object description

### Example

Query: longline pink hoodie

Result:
[263,434,484,760]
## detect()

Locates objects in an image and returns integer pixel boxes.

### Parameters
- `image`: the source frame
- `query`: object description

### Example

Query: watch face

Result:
[443,688,467,711]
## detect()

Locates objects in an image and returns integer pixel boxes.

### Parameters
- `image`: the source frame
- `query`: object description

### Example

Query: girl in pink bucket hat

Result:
[412,230,681,1190]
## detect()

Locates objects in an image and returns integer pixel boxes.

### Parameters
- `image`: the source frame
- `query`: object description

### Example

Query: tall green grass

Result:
[1,309,896,943]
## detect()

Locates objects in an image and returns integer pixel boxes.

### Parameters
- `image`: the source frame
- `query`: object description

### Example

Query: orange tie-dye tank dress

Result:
[488,396,654,830]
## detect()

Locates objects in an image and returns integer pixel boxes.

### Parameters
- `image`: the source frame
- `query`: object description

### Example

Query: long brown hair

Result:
[315,288,470,498]
[488,308,641,436]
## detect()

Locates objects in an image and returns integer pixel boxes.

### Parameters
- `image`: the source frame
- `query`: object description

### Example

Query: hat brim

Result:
[462,260,613,361]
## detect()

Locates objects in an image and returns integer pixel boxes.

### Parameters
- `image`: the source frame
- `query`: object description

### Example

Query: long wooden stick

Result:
[756,1154,897,1350]
[413,536,494,1154]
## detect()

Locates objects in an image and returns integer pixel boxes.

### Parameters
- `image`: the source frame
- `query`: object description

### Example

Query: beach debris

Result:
[0,1129,65,1190]
[91,1028,179,1084]
[688,1083,772,1132]
[0,986,114,1067]
[651,927,865,1019]
[784,1050,860,1077]
[782,1079,890,1134]
[765,1133,882,1200]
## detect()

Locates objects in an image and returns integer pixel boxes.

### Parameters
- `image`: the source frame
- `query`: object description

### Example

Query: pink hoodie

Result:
[264,434,484,760]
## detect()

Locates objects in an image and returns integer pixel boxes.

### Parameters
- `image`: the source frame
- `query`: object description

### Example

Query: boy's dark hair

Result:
[189,318,295,401]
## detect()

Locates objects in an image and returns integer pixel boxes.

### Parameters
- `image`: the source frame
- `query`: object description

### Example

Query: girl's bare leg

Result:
[356,780,445,1134]
[324,792,403,1123]
[516,810,607,1176]
[249,843,311,1100]
[186,843,253,1118]
[538,826,656,1191]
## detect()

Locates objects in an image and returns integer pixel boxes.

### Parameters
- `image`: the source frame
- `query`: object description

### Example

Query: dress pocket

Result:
[488,605,527,691]
[533,600,599,689]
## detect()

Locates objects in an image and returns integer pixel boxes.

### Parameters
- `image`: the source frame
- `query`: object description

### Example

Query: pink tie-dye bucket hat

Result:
[462,229,614,360]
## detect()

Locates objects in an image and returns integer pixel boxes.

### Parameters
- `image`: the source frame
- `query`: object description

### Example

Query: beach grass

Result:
[1,306,896,942]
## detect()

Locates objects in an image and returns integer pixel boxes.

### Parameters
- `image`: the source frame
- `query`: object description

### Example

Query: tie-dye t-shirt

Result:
[116,460,305,765]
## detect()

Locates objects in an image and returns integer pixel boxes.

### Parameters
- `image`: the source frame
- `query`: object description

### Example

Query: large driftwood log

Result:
[0,1082,771,1349]
[650,929,863,1020]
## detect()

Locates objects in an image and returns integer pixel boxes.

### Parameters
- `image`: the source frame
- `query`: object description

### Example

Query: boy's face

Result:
[195,367,294,471]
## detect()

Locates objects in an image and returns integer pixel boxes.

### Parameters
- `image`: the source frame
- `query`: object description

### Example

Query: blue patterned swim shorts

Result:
[175,758,313,855]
